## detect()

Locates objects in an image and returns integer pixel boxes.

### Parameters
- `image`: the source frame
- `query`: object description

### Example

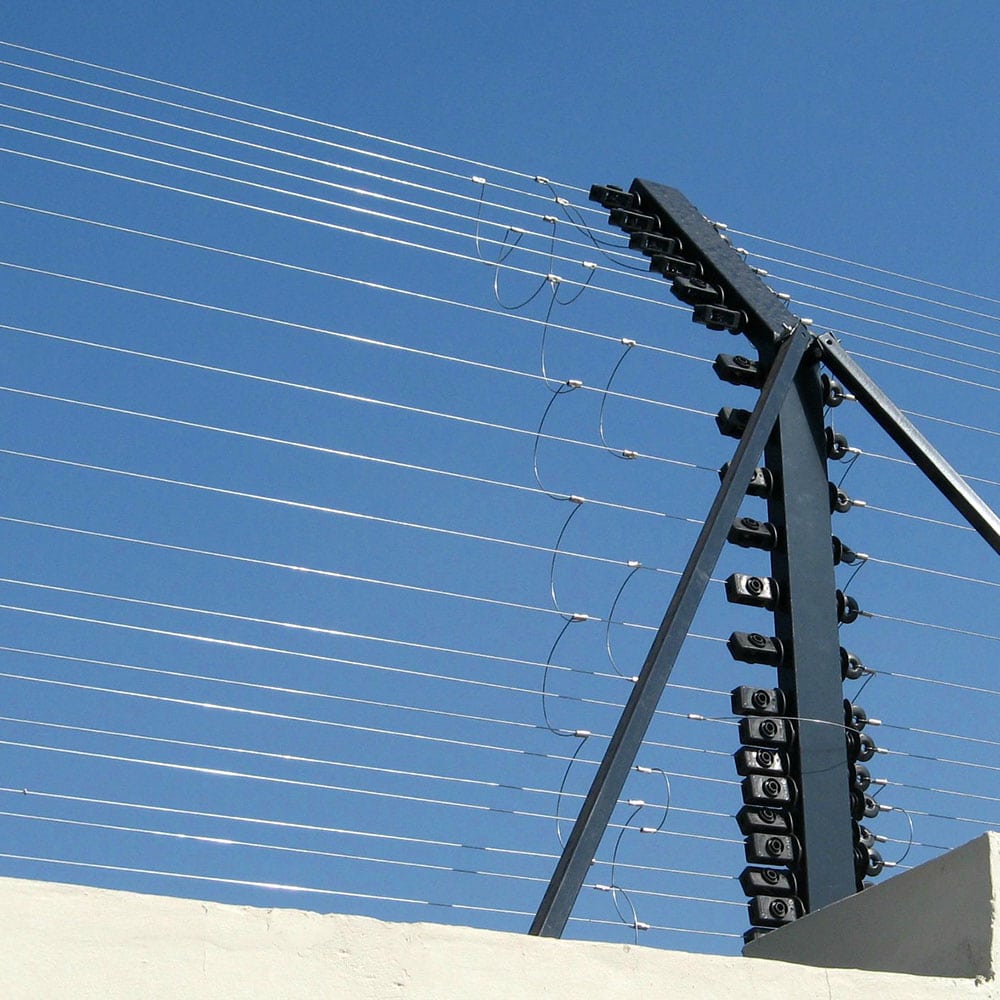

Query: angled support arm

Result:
[529,322,814,938]
[818,333,1000,556]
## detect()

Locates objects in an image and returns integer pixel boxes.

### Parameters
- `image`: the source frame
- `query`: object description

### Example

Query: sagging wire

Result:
[604,562,644,678]
[535,176,649,273]
[531,381,585,493]
[541,615,592,737]
[599,766,672,942]
[598,338,641,459]
[554,732,591,845]
[548,498,586,614]
[471,175,488,257]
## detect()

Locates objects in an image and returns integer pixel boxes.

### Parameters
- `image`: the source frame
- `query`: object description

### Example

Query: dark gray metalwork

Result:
[819,332,1000,557]
[760,346,857,911]
[529,321,814,938]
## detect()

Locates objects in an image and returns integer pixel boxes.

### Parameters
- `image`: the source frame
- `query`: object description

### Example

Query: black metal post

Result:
[761,346,857,911]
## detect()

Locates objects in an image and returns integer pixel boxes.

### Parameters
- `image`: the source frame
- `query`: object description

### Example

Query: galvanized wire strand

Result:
[0,262,717,461]
[0,117,638,288]
[0,737,572,820]
[0,138,662,313]
[0,575,646,647]
[0,45,597,199]
[0,146,673,313]
[0,598,722,695]
[762,271,1000,343]
[0,711,667,813]
[742,250,1000,325]
[0,204,707,367]
[0,513,691,617]
[0,643,622,729]
[0,734,736,820]
[0,97,633,267]
[0,446,706,572]
[728,227,1000,308]
[5,42,994,313]
[0,811,563,887]
[0,328,715,519]
[865,609,1000,643]
[0,784,735,883]
[832,323,1000,384]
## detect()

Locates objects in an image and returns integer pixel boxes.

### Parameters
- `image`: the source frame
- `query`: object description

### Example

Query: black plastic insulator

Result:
[866,848,884,877]
[832,536,861,566]
[840,647,866,680]
[844,699,868,731]
[743,927,773,945]
[855,822,875,849]
[742,775,796,809]
[836,589,861,624]
[608,206,658,234]
[670,275,720,304]
[650,255,701,280]
[734,747,787,777]
[692,303,745,333]
[863,794,880,819]
[736,806,794,837]
[713,353,766,388]
[748,894,802,928]
[739,716,794,748]
[725,573,779,610]
[849,788,865,821]
[728,516,778,551]
[826,427,851,460]
[852,763,872,791]
[731,685,785,717]
[719,462,774,498]
[744,832,799,865]
[716,407,751,440]
[822,374,849,408]
[728,631,784,667]
[739,866,797,897]
[846,728,876,763]
[829,482,854,513]
[588,184,638,211]
[628,231,681,257]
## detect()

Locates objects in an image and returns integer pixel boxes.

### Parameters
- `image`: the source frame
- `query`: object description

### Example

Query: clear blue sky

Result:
[0,1,998,954]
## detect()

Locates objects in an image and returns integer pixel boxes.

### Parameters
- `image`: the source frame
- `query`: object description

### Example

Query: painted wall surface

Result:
[745,831,1000,979]
[0,874,997,1000]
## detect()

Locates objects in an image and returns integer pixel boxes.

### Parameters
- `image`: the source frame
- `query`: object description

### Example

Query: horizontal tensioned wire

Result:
[0,851,746,940]
[0,737,739,831]
[0,326,716,470]
[0,644,730,740]
[0,46,597,201]
[0,785,735,884]
[4,40,993,313]
[0,99,637,268]
[0,715,736,831]
[0,449,709,598]
[0,139,668,309]
[12,128,1000,394]
[5,146,993,409]
[0,601,726,692]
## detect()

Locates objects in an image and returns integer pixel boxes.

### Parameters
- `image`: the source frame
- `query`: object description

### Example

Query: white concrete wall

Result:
[1,874,997,999]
